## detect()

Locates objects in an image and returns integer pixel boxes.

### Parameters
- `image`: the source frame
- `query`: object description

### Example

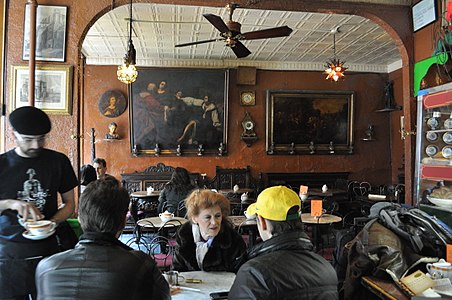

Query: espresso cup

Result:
[25,220,56,236]
[426,259,452,280]
[159,212,174,222]
[163,270,184,286]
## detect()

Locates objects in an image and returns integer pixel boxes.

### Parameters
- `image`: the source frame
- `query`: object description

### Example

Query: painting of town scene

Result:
[130,68,228,156]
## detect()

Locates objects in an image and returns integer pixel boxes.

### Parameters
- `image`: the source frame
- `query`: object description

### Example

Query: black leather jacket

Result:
[35,232,170,300]
[229,230,339,300]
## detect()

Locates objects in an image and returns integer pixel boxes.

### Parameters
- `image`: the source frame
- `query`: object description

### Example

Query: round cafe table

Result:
[171,271,235,300]
[301,213,342,252]
[301,213,342,224]
[137,216,187,229]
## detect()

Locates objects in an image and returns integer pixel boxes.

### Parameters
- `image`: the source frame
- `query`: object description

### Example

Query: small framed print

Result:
[11,64,73,115]
[23,5,68,62]
[240,91,256,106]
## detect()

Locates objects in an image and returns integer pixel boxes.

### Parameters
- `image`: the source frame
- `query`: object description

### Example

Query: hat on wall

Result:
[246,186,301,221]
[9,106,51,135]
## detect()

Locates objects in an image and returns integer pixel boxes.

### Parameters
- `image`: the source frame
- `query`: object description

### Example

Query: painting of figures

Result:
[130,68,228,156]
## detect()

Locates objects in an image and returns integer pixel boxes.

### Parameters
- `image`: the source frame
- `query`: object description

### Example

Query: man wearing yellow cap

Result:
[229,186,338,299]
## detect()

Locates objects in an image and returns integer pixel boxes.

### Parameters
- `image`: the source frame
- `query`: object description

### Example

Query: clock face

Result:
[241,92,255,106]
[244,120,254,130]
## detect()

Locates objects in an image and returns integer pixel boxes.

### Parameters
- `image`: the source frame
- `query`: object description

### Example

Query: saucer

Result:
[22,229,56,240]
[443,132,452,144]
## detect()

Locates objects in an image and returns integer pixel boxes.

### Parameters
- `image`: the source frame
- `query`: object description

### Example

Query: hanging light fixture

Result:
[117,0,138,84]
[324,29,347,82]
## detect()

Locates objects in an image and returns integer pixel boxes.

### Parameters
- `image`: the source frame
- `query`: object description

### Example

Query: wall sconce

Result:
[362,124,375,141]
[218,142,225,156]
[154,143,160,156]
[400,116,416,140]
[309,141,316,154]
[197,144,204,156]
[176,145,182,156]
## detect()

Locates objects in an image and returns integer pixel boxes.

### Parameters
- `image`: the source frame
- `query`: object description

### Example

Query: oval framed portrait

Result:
[98,90,127,118]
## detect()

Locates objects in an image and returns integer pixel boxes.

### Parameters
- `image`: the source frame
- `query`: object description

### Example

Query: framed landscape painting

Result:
[266,90,355,155]
[129,67,229,156]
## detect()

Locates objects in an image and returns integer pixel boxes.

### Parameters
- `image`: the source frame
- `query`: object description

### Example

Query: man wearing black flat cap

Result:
[0,106,78,299]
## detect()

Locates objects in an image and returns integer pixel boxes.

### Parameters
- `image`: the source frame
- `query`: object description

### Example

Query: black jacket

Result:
[35,232,170,300]
[229,230,339,300]
[172,221,246,273]
[157,184,194,214]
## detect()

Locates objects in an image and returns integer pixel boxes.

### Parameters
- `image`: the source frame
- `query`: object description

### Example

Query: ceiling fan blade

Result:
[203,13,230,33]
[231,41,251,58]
[175,38,221,47]
[241,26,293,40]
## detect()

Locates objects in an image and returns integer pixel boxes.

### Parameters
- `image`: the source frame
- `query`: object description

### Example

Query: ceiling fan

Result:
[175,3,293,58]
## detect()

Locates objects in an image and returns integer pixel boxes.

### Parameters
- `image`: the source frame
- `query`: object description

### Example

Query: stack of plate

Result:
[426,195,452,208]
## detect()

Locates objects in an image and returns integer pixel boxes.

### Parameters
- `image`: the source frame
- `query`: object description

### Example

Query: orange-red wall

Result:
[84,65,394,184]
[3,0,415,198]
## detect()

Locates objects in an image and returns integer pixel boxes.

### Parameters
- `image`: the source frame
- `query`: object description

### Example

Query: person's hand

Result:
[10,200,43,221]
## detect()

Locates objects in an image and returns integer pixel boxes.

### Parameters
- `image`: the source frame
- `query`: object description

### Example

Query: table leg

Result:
[130,197,139,222]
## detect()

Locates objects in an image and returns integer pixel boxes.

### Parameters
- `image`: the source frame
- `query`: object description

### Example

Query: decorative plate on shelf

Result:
[443,132,452,144]
[444,117,452,129]
[426,117,439,130]
[442,146,452,159]
[425,145,438,157]
[426,131,438,142]
[426,196,452,208]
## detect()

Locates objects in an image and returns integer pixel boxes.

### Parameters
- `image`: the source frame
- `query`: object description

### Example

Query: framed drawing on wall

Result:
[23,5,68,62]
[130,67,229,156]
[11,65,73,115]
[266,90,355,155]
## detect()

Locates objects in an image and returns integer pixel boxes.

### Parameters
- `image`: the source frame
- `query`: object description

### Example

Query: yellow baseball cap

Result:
[246,186,301,221]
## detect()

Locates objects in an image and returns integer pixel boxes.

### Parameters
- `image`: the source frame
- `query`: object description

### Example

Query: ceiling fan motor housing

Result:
[227,21,241,34]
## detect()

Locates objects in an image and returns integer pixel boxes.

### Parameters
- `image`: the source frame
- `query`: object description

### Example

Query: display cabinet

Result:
[414,82,452,226]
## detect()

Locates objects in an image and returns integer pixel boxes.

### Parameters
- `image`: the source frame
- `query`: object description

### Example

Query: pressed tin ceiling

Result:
[82,1,412,73]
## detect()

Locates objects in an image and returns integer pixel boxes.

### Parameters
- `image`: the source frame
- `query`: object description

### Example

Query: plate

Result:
[426,131,438,142]
[442,146,452,159]
[444,118,452,130]
[426,196,452,208]
[425,145,438,157]
[443,132,452,144]
[427,117,439,130]
[22,229,56,240]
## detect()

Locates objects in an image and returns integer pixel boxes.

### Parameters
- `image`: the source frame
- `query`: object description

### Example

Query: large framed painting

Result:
[23,5,68,62]
[130,68,229,156]
[266,90,355,155]
[11,65,73,115]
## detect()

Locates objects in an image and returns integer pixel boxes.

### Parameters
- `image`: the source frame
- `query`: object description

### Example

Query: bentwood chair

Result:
[148,235,174,271]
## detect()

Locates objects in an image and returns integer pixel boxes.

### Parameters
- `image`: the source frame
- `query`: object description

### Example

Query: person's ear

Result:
[257,215,267,231]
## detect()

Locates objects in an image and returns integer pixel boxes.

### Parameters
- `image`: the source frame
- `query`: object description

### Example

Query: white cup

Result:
[159,211,174,222]
[163,270,184,286]
[300,193,308,202]
[25,220,56,236]
[426,259,452,280]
